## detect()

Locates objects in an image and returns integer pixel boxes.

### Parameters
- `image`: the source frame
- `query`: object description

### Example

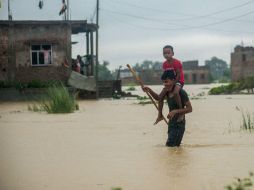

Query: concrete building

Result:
[182,60,210,84]
[0,20,97,83]
[231,45,254,81]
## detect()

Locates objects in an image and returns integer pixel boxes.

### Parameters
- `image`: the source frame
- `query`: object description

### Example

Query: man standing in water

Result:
[142,70,192,147]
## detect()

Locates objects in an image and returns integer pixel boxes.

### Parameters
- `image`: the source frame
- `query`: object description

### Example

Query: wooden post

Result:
[95,0,99,99]
[90,31,94,76]
[67,0,69,20]
[86,32,89,56]
[8,0,12,20]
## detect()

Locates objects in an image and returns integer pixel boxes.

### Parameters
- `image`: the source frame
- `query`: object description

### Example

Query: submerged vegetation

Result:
[225,172,254,190]
[236,107,254,132]
[241,112,254,132]
[209,76,254,95]
[136,95,152,105]
[190,91,206,100]
[28,84,78,113]
[126,85,136,91]
[111,188,122,190]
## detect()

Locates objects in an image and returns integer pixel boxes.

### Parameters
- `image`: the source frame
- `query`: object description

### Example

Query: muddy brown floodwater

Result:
[0,84,254,190]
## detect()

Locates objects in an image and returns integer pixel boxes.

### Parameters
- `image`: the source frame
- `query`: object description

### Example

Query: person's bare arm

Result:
[167,100,192,119]
[142,86,159,100]
[154,88,169,124]
[158,87,168,101]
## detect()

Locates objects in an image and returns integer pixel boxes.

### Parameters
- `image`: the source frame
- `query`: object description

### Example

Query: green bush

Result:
[209,76,254,95]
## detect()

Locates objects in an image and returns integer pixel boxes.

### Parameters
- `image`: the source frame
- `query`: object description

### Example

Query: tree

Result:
[205,57,229,81]
[132,60,162,71]
[98,61,114,80]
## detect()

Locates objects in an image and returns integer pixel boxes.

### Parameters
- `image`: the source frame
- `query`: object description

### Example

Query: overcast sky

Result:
[1,0,254,70]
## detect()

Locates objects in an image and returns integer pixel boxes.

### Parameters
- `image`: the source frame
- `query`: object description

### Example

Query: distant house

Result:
[231,45,254,81]
[120,67,164,85]
[0,20,97,83]
[182,60,209,84]
[119,69,137,85]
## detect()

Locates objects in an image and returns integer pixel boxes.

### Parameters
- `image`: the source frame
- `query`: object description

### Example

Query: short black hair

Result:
[161,69,176,80]
[163,45,174,53]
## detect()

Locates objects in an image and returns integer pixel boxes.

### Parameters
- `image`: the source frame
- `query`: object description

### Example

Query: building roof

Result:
[0,20,98,34]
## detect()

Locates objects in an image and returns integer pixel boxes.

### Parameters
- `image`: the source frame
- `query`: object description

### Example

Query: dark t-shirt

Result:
[166,88,189,124]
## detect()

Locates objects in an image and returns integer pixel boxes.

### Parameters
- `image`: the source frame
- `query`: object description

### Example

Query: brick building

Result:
[182,60,210,84]
[0,20,97,83]
[231,45,254,81]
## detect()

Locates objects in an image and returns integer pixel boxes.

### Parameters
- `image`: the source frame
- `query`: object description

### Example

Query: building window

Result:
[31,44,52,66]
[184,74,188,80]
[192,73,197,83]
[242,54,246,62]
[200,73,205,80]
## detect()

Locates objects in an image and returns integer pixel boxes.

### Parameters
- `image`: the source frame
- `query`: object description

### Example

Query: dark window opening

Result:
[242,54,246,62]
[192,73,197,83]
[31,44,52,66]
[200,74,205,80]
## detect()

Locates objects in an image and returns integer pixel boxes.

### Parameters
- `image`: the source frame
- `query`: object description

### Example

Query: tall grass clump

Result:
[241,111,254,132]
[28,84,78,114]
[28,104,43,112]
[236,106,254,132]
[41,84,78,113]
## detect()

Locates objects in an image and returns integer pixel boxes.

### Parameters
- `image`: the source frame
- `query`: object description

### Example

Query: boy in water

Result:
[142,70,192,147]
[154,45,185,124]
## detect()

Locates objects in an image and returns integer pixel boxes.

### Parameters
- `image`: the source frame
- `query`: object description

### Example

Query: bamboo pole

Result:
[126,64,168,125]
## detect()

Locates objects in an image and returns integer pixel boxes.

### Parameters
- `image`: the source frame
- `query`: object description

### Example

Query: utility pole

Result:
[8,0,12,20]
[95,0,99,98]
[67,0,69,20]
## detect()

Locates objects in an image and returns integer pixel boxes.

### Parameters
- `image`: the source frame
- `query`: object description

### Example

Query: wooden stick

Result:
[126,64,168,125]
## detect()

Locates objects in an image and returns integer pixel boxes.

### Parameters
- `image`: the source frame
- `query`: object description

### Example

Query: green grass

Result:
[241,111,254,132]
[225,172,254,190]
[236,107,254,132]
[28,84,78,114]
[28,104,43,112]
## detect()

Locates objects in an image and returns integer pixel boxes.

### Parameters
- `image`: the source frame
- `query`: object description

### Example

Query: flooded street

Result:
[1,84,254,190]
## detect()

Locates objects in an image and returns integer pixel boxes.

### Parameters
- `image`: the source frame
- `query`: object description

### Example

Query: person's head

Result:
[77,55,81,60]
[161,69,176,88]
[163,45,174,60]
